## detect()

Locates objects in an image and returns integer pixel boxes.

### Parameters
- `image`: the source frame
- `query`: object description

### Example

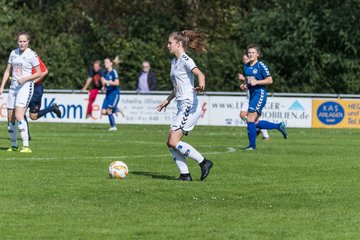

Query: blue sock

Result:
[247,122,257,149]
[108,114,115,127]
[256,120,279,130]
[38,105,54,119]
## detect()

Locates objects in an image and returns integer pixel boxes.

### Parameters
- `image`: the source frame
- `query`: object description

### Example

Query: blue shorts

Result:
[248,89,267,115]
[102,92,120,113]
[29,84,43,113]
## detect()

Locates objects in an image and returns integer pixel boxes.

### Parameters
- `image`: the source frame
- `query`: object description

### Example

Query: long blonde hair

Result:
[169,30,208,52]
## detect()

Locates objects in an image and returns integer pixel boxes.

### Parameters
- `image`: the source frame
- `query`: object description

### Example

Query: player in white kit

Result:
[239,54,270,140]
[0,32,41,153]
[157,30,213,181]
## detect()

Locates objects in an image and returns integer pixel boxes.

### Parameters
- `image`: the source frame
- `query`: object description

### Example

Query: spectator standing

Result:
[136,61,157,93]
[82,60,105,118]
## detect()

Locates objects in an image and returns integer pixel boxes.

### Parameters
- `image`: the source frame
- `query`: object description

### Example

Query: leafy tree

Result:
[0,0,359,93]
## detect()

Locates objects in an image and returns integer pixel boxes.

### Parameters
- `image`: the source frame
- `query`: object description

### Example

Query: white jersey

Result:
[170,52,198,104]
[8,48,39,88]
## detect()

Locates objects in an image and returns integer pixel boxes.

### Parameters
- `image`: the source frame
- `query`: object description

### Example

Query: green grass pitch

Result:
[0,122,359,239]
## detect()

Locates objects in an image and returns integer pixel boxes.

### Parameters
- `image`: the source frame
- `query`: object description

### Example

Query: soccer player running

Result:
[242,44,287,151]
[0,32,41,153]
[25,55,62,140]
[82,60,105,118]
[101,58,120,131]
[239,54,270,140]
[156,30,213,181]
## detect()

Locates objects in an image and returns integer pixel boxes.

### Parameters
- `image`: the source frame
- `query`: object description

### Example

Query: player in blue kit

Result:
[239,53,270,140]
[101,58,120,131]
[242,44,287,150]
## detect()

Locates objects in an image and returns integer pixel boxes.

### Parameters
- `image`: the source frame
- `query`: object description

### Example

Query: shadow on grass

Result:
[131,171,176,181]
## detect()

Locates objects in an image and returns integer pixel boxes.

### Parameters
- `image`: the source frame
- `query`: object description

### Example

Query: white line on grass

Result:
[4,147,237,161]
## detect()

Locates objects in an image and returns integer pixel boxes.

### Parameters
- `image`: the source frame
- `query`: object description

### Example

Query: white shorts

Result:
[171,101,201,133]
[241,99,249,112]
[241,90,251,112]
[7,81,34,109]
[241,96,249,112]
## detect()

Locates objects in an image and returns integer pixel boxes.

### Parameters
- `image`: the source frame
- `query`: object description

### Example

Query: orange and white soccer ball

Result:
[108,161,128,179]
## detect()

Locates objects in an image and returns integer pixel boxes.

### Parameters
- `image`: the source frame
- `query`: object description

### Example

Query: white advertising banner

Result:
[207,96,312,128]
[0,93,311,128]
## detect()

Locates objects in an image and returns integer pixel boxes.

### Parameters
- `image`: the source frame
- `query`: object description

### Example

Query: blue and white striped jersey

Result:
[243,61,271,94]
[103,69,120,94]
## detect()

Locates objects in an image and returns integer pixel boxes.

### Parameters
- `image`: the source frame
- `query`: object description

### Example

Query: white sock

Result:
[175,141,204,164]
[169,148,189,174]
[8,122,18,147]
[18,120,29,147]
[261,129,269,138]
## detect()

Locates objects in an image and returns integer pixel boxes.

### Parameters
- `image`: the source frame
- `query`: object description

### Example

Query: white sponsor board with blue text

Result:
[207,96,312,127]
[0,93,311,127]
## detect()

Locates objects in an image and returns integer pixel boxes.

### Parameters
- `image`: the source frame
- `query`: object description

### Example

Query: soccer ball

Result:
[108,161,128,179]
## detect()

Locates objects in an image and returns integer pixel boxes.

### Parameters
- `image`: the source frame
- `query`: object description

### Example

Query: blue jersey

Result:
[243,61,271,94]
[103,69,120,94]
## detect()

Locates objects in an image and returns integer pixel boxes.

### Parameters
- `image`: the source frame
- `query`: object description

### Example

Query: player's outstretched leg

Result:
[108,114,117,131]
[256,128,270,140]
[175,141,213,180]
[52,104,62,118]
[7,122,18,151]
[199,158,213,181]
[243,122,257,150]
[261,129,270,140]
[278,122,288,139]
[38,103,62,119]
[256,120,287,139]
[18,120,32,153]
[169,148,192,181]
[24,115,31,141]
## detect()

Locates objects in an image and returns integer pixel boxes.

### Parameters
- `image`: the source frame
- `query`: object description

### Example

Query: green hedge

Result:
[0,0,359,93]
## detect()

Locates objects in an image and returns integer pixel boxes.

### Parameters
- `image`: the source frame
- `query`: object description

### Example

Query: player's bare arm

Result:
[238,73,246,81]
[192,67,205,93]
[18,66,41,84]
[33,68,48,84]
[106,79,120,86]
[101,77,107,91]
[157,90,175,112]
[82,77,92,91]
[249,76,273,86]
[240,83,248,91]
[0,64,11,95]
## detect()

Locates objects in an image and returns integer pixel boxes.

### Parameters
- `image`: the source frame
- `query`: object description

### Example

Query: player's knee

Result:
[166,139,178,148]
[101,110,107,115]
[240,111,247,119]
[106,109,112,115]
[247,112,258,122]
[15,113,24,122]
[7,114,15,122]
[166,140,174,148]
[29,113,38,120]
